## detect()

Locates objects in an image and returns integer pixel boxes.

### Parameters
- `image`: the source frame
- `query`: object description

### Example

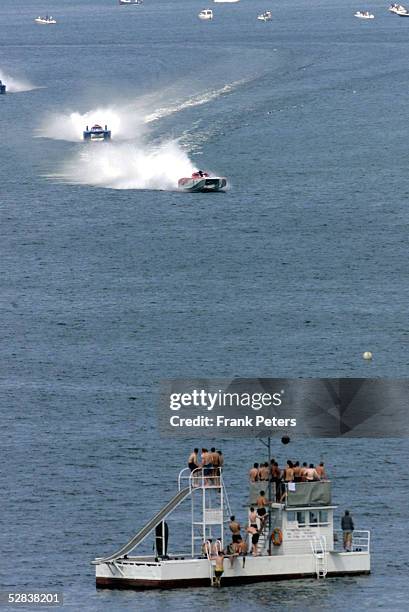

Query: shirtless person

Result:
[305,463,320,481]
[249,462,259,482]
[283,460,295,482]
[300,462,308,481]
[256,490,268,519]
[210,447,220,484]
[213,551,225,587]
[259,462,270,481]
[229,515,241,543]
[188,448,199,472]
[316,462,327,480]
[201,448,213,485]
[293,461,302,482]
[248,506,258,529]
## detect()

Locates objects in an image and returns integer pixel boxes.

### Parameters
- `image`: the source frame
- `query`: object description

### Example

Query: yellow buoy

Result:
[363,351,373,360]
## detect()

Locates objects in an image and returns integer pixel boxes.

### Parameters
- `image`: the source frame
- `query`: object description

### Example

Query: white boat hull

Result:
[178,177,227,192]
[96,551,370,589]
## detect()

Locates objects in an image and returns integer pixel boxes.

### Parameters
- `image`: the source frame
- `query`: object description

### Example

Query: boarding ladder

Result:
[310,535,328,579]
[204,539,223,586]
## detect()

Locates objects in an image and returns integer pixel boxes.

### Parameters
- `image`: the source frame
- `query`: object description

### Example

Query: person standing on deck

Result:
[341,510,354,551]
[229,516,241,543]
[249,463,259,482]
[305,463,320,481]
[188,448,199,472]
[201,448,213,485]
[271,462,282,501]
[211,447,220,483]
[316,462,327,480]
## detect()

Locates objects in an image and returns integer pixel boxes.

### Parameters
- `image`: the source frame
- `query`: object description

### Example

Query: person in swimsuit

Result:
[248,506,258,529]
[201,448,213,485]
[316,462,327,480]
[213,551,225,586]
[305,463,320,481]
[256,490,268,510]
[249,463,259,482]
[188,448,199,472]
[229,516,241,543]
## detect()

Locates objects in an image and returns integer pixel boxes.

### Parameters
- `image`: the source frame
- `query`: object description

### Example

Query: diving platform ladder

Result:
[310,535,328,578]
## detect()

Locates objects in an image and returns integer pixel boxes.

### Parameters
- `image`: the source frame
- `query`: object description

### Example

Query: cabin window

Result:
[296,511,306,527]
[319,510,329,524]
[309,511,318,526]
[287,511,296,522]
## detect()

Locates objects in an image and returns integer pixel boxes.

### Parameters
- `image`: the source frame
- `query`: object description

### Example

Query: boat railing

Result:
[333,529,370,553]
[178,466,223,492]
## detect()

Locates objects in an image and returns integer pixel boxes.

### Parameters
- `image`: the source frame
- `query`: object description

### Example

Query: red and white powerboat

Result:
[178,171,227,192]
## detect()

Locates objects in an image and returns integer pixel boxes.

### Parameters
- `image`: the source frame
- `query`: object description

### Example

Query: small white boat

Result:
[389,3,409,17]
[257,10,272,21]
[198,8,213,19]
[354,10,374,18]
[214,0,239,3]
[34,16,57,24]
[119,0,143,5]
[389,3,409,14]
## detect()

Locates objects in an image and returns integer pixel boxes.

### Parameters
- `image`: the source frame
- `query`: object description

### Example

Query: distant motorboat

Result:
[0,80,6,94]
[354,10,374,19]
[213,0,239,4]
[119,0,143,5]
[83,124,112,142]
[389,3,409,14]
[34,15,57,24]
[198,8,213,19]
[257,10,272,21]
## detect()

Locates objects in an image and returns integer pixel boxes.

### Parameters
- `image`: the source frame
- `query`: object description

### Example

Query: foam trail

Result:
[0,69,36,93]
[37,107,146,142]
[51,141,196,190]
[144,79,246,124]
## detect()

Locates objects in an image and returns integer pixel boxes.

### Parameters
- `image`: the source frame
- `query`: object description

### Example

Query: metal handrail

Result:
[333,529,370,552]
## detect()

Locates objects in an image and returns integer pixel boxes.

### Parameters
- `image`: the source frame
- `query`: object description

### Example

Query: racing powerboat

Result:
[0,80,6,95]
[198,8,213,19]
[83,124,112,142]
[354,10,374,18]
[178,171,227,192]
[34,16,57,24]
[257,10,272,21]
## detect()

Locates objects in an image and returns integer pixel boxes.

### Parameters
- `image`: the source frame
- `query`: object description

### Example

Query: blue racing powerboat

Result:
[83,124,111,142]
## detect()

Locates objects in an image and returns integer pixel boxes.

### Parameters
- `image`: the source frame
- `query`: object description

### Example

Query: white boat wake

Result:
[143,79,247,123]
[37,107,146,142]
[0,69,37,93]
[49,140,196,190]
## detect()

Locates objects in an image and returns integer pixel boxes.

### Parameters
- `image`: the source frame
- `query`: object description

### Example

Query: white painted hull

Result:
[178,177,227,192]
[96,551,370,589]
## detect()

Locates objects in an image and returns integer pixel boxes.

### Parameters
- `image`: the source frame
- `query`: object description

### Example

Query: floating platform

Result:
[93,467,370,590]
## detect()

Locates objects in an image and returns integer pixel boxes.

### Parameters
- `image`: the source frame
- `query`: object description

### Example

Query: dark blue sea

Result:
[1,0,408,609]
